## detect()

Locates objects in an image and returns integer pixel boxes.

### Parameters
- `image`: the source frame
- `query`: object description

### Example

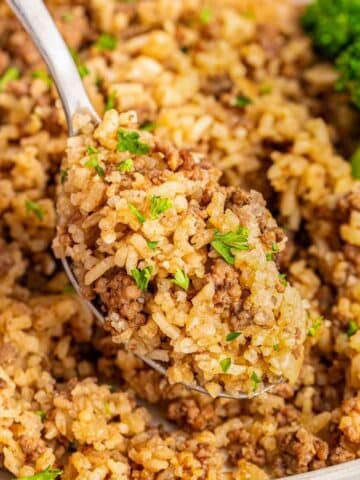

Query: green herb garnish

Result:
[219,357,231,373]
[259,83,272,95]
[199,7,213,24]
[117,129,150,154]
[308,316,323,337]
[78,64,90,78]
[273,343,280,352]
[84,156,105,177]
[116,158,133,172]
[347,319,359,337]
[266,243,280,261]
[147,240,158,250]
[94,33,117,51]
[34,410,46,420]
[131,266,153,291]
[128,203,145,224]
[350,147,360,179]
[0,67,20,92]
[32,69,52,86]
[278,273,288,286]
[234,95,253,108]
[105,91,116,111]
[211,227,249,265]
[150,195,172,219]
[172,270,190,290]
[87,145,98,154]
[226,331,242,342]
[25,200,44,221]
[251,371,261,392]
[16,467,63,480]
[140,120,157,132]
[60,169,68,184]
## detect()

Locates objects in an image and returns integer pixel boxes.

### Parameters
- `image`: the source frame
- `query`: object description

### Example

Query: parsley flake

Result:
[350,148,360,180]
[32,69,52,86]
[140,120,157,132]
[220,357,231,373]
[266,242,280,261]
[95,33,117,51]
[308,316,323,337]
[147,240,158,250]
[25,200,44,221]
[131,266,153,291]
[259,83,272,95]
[273,343,280,352]
[34,410,46,420]
[16,466,63,480]
[0,67,20,92]
[278,273,288,286]
[87,145,98,154]
[84,156,105,177]
[251,371,261,392]
[200,7,213,24]
[105,91,116,111]
[117,129,150,154]
[117,158,133,172]
[128,203,145,224]
[150,195,172,219]
[226,331,242,342]
[78,64,90,78]
[234,95,253,108]
[347,320,359,337]
[172,270,190,290]
[211,227,249,265]
[60,169,68,184]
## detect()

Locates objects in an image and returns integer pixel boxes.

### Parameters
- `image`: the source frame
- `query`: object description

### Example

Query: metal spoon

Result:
[6,0,277,399]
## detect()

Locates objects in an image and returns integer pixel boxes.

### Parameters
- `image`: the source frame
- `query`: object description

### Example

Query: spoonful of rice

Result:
[7,0,308,399]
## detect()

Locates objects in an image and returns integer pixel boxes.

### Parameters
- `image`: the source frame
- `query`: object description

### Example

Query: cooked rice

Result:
[1,0,360,478]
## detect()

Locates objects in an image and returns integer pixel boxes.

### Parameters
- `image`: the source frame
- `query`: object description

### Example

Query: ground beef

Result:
[95,271,146,327]
[167,398,220,431]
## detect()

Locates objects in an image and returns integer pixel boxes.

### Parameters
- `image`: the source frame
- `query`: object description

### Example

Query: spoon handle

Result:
[6,0,99,134]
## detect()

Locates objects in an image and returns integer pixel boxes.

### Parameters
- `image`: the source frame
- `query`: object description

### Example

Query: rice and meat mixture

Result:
[54,109,307,397]
[1,0,360,478]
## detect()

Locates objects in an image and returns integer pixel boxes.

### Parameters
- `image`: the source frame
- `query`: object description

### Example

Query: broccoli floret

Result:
[335,40,360,108]
[301,0,360,58]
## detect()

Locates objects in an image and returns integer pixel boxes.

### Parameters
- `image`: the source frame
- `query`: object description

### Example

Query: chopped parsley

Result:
[266,242,280,261]
[117,129,150,154]
[84,156,105,177]
[105,91,116,111]
[278,273,288,286]
[350,148,360,180]
[147,240,158,250]
[251,371,261,392]
[172,270,190,290]
[273,343,280,352]
[211,227,249,265]
[32,69,52,86]
[226,331,242,342]
[116,158,133,172]
[131,266,153,291]
[219,357,231,373]
[150,195,172,219]
[94,33,117,51]
[104,401,112,416]
[87,145,98,154]
[140,120,157,132]
[234,95,253,108]
[308,316,323,337]
[25,200,44,221]
[60,169,68,184]
[199,7,213,24]
[347,320,359,337]
[62,284,75,294]
[16,467,63,480]
[62,12,73,22]
[69,48,90,79]
[0,67,20,91]
[128,202,145,224]
[34,410,46,420]
[259,83,272,95]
